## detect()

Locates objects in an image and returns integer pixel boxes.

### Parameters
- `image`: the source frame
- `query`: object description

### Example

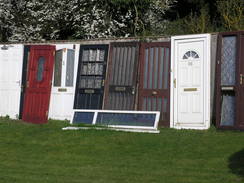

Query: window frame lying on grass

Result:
[70,109,160,131]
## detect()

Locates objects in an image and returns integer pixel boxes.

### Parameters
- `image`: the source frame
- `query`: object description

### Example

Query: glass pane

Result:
[98,50,105,61]
[143,49,149,89]
[82,64,87,75]
[95,64,103,75]
[54,50,62,86]
[153,48,158,89]
[159,48,164,89]
[164,48,169,89]
[66,49,75,87]
[37,56,45,82]
[94,77,102,88]
[72,112,94,124]
[79,77,86,88]
[82,50,89,61]
[87,77,94,88]
[221,36,236,85]
[96,113,157,127]
[149,48,154,89]
[220,95,235,126]
[89,49,97,61]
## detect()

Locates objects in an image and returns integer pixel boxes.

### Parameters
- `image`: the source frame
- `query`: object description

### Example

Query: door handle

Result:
[240,74,244,85]
[173,78,176,88]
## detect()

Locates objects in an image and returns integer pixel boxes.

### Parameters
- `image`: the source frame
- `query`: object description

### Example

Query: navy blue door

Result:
[74,45,108,109]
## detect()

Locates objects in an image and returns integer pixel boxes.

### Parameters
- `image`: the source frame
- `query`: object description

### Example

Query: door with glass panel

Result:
[171,34,210,130]
[74,45,108,109]
[22,45,55,123]
[216,31,244,129]
[49,45,79,120]
[138,42,170,126]
[104,42,140,110]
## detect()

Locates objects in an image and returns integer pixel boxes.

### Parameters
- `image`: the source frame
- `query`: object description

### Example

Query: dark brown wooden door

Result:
[216,31,244,129]
[22,45,55,124]
[237,33,244,128]
[104,42,140,110]
[138,42,170,126]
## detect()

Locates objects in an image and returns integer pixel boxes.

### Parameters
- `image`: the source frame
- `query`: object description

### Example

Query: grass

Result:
[0,118,244,183]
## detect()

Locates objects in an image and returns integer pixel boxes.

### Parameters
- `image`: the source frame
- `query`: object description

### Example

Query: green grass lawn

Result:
[0,118,244,183]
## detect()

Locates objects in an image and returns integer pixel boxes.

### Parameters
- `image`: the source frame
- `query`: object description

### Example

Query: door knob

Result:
[152,91,157,95]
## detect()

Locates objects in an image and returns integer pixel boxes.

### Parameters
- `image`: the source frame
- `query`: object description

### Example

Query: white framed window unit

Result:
[71,109,160,132]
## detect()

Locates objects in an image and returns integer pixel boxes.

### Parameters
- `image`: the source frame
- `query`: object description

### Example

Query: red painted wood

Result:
[138,42,171,127]
[22,45,55,124]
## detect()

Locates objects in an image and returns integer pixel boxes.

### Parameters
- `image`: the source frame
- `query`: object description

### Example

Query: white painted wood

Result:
[170,34,210,129]
[0,44,24,119]
[48,44,80,120]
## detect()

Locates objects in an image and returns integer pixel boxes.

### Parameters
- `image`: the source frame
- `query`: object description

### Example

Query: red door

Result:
[22,45,55,124]
[138,42,171,126]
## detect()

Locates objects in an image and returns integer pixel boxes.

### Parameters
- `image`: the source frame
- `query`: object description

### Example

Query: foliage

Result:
[0,0,177,41]
[216,0,244,31]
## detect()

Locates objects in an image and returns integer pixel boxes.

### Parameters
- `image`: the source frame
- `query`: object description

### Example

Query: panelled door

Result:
[74,45,108,109]
[49,44,79,120]
[0,44,23,119]
[138,42,170,126]
[171,34,210,129]
[22,45,55,123]
[216,31,244,129]
[104,42,139,110]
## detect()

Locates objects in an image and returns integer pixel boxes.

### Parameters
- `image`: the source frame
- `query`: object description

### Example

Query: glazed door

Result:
[22,45,55,123]
[49,45,78,120]
[104,42,139,110]
[216,31,244,129]
[138,42,170,126]
[171,34,210,129]
[74,45,108,109]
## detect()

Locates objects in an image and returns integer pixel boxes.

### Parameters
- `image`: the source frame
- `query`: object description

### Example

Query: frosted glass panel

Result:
[82,50,89,61]
[220,95,235,126]
[221,36,236,85]
[143,49,149,88]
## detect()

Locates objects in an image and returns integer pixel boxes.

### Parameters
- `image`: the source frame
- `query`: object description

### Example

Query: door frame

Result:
[170,34,211,129]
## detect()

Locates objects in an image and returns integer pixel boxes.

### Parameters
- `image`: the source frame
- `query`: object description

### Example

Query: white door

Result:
[0,44,24,119]
[170,34,210,129]
[48,44,79,120]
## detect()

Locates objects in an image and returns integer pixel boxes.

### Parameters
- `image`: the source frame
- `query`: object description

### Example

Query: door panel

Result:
[0,44,23,119]
[104,42,139,110]
[49,44,79,120]
[171,34,210,129]
[22,45,55,123]
[216,31,244,130]
[74,45,108,109]
[177,42,204,124]
[138,42,170,126]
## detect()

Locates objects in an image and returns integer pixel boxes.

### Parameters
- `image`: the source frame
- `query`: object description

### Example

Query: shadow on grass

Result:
[229,149,244,179]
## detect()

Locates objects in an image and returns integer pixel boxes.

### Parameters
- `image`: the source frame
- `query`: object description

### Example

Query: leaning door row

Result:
[74,42,171,126]
[16,42,170,125]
